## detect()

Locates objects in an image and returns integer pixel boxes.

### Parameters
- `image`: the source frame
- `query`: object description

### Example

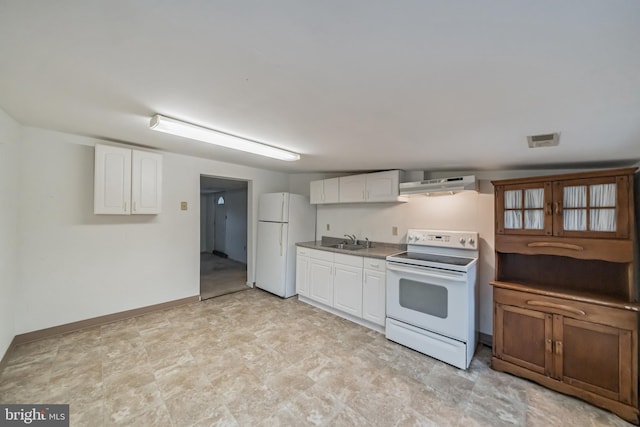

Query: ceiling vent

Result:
[527,133,560,148]
[399,175,477,196]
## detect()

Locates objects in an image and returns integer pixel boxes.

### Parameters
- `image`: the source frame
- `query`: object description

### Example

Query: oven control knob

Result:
[468,237,475,245]
[459,237,466,245]
[408,234,415,242]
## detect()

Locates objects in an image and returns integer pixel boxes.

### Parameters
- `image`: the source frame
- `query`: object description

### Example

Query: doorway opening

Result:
[200,175,249,300]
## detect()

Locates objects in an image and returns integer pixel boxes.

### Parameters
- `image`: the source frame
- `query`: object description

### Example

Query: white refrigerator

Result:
[255,192,316,297]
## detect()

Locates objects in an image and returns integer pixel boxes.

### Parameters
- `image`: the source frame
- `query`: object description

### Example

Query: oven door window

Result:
[399,278,448,319]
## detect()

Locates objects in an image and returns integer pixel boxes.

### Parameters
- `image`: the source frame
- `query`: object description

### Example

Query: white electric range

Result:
[385,229,479,369]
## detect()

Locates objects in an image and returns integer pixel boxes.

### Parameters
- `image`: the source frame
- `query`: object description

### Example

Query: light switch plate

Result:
[326,224,330,231]
[181,201,188,211]
[392,226,398,236]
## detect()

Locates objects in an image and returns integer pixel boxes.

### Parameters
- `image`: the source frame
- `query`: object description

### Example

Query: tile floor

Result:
[0,288,633,426]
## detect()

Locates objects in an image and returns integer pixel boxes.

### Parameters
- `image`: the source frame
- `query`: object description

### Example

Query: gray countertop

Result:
[296,237,406,260]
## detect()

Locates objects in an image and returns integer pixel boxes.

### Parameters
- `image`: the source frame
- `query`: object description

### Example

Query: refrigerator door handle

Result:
[279,223,283,256]
[281,195,285,222]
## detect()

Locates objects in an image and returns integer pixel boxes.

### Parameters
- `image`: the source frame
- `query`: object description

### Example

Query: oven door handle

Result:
[386,262,466,282]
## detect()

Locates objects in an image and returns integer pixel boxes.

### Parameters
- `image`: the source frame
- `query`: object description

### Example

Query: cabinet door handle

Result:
[544,203,552,216]
[124,201,127,212]
[555,341,563,356]
[554,202,562,215]
[545,338,553,354]
[526,300,586,316]
[133,201,136,212]
[527,242,584,251]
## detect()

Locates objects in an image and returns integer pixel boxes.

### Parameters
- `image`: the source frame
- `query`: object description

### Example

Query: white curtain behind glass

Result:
[524,189,544,229]
[504,190,522,229]
[563,186,586,208]
[590,184,616,207]
[563,186,587,231]
[505,190,521,208]
[590,184,616,231]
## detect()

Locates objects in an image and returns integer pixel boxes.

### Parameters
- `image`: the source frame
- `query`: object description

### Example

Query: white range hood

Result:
[399,175,477,196]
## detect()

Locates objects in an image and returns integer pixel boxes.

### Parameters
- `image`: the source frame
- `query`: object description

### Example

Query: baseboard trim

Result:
[12,295,200,347]
[478,332,493,348]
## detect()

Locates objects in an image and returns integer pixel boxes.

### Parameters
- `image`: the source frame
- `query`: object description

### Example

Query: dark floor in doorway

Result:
[200,252,249,300]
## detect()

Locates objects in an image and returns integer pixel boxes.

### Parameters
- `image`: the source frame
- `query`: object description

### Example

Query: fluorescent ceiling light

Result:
[149,114,300,161]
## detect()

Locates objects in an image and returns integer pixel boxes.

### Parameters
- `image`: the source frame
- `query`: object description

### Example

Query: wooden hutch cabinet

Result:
[491,168,639,424]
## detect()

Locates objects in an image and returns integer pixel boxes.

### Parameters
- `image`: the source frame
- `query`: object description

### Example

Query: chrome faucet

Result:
[344,234,357,243]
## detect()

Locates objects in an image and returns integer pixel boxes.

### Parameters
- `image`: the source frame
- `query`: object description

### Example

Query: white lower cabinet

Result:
[295,248,310,296]
[332,254,363,317]
[362,258,386,326]
[296,247,386,330]
[308,250,334,306]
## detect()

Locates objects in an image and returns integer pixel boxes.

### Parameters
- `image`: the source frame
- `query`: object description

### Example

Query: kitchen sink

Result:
[329,243,365,250]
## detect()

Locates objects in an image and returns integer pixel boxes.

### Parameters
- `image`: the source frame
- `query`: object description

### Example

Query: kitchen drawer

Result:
[494,287,637,330]
[297,247,310,256]
[334,253,363,267]
[308,248,334,262]
[363,257,385,272]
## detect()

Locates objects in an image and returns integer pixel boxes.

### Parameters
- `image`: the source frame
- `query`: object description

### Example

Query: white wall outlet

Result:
[181,201,188,211]
[392,226,398,236]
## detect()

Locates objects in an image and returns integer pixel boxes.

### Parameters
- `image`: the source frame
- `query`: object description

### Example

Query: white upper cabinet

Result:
[338,175,366,203]
[310,180,323,204]
[365,171,402,202]
[131,150,162,214]
[312,170,405,204]
[339,170,406,203]
[310,178,340,204]
[94,144,162,215]
[324,178,340,203]
[94,145,132,214]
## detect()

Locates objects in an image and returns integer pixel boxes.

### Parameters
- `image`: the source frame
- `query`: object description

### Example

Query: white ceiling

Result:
[1,1,639,173]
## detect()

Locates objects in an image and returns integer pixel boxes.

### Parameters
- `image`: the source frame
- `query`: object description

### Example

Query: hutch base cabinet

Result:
[491,168,639,424]
[492,285,639,424]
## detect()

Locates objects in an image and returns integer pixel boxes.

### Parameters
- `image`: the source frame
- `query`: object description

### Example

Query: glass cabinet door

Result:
[496,182,552,235]
[554,176,629,238]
